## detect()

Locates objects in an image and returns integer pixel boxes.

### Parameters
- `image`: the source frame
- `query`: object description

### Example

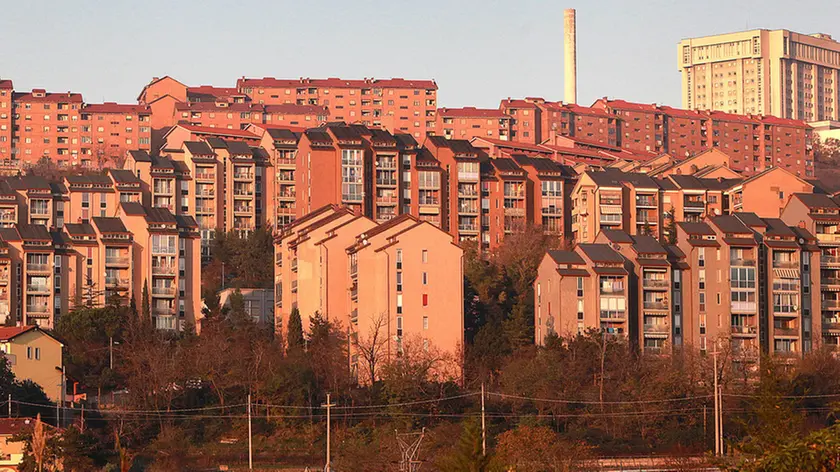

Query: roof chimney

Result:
[564,8,577,104]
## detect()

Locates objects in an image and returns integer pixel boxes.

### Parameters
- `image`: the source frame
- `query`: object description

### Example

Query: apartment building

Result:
[10,89,83,165]
[397,134,445,229]
[436,107,511,141]
[0,325,64,402]
[256,127,300,230]
[481,158,527,248]
[534,243,628,344]
[0,80,12,161]
[0,225,60,329]
[62,175,120,224]
[118,202,201,332]
[274,206,463,379]
[592,99,665,154]
[81,103,152,162]
[236,77,437,138]
[780,193,840,352]
[596,230,677,355]
[678,29,840,121]
[424,136,485,244]
[512,155,575,237]
[500,98,542,144]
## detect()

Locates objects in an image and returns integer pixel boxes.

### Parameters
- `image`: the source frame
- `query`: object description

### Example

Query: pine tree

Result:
[438,420,492,472]
[287,307,304,351]
[663,206,677,245]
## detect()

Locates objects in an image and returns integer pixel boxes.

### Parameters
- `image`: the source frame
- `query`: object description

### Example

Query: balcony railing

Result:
[233,172,254,180]
[731,301,757,312]
[821,255,840,264]
[152,286,176,297]
[504,207,525,216]
[376,196,398,204]
[376,179,398,186]
[643,301,669,310]
[684,200,705,208]
[731,258,756,267]
[823,300,840,309]
[26,264,49,273]
[773,327,799,337]
[195,172,216,180]
[233,189,254,196]
[26,284,50,294]
[823,277,840,287]
[643,324,669,333]
[152,265,176,275]
[458,172,479,181]
[197,188,215,196]
[105,256,129,266]
[459,206,479,214]
[152,307,175,316]
[643,279,669,289]
[731,325,757,335]
[234,206,253,213]
[458,224,478,232]
[106,277,129,287]
[600,285,625,295]
[419,199,439,206]
[26,305,49,314]
[772,260,799,269]
[636,197,657,207]
[600,311,626,320]
[817,234,840,244]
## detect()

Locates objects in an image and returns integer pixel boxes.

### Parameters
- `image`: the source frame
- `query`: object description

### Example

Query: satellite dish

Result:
[798,238,805,244]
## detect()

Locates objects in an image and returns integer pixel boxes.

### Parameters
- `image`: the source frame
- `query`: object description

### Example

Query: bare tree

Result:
[354,312,389,385]
[31,413,47,472]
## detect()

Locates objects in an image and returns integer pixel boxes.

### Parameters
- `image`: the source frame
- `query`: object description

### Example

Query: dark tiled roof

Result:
[794,193,840,209]
[17,224,51,241]
[267,128,299,142]
[631,235,667,254]
[677,221,715,235]
[176,215,198,229]
[64,223,96,236]
[599,229,634,244]
[733,212,767,228]
[587,169,659,189]
[109,169,141,184]
[0,228,20,242]
[305,129,333,145]
[145,207,177,224]
[394,133,419,150]
[150,155,174,169]
[65,175,112,185]
[184,141,215,156]
[710,215,752,235]
[128,150,152,162]
[226,140,253,156]
[490,158,524,173]
[655,178,678,191]
[328,124,363,142]
[206,137,228,149]
[119,201,146,216]
[547,250,585,265]
[92,217,128,233]
[578,243,623,263]
[668,174,706,190]
[762,218,796,237]
[700,177,742,191]
[10,176,50,191]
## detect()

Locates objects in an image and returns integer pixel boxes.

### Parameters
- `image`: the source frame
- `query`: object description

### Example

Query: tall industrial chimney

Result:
[564,8,577,104]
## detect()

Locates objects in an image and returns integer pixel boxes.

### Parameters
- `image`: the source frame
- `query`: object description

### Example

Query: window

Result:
[422,294,428,306]
[396,272,403,292]
[423,316,429,330]
[396,249,402,269]
[422,250,428,263]
[396,316,403,337]
[422,272,428,285]
[699,292,706,312]
[577,277,584,297]
[396,294,403,314]
[34,348,40,360]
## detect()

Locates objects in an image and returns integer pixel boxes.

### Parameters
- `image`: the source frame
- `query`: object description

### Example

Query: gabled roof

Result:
[394,133,419,150]
[64,223,96,236]
[92,217,128,233]
[225,140,252,156]
[792,193,840,210]
[762,218,797,238]
[16,224,51,241]
[83,103,150,114]
[438,107,508,119]
[677,221,715,236]
[632,235,667,255]
[109,169,141,185]
[65,174,113,186]
[0,325,62,345]
[175,214,198,229]
[183,141,215,156]
[733,212,767,228]
[266,128,300,143]
[119,201,147,216]
[128,150,152,163]
[547,250,585,265]
[599,229,634,244]
[578,243,623,263]
[709,215,752,235]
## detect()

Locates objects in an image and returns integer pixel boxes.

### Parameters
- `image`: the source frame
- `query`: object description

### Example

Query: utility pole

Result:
[481,383,486,457]
[719,383,724,456]
[7,393,10,418]
[247,394,253,471]
[322,393,335,472]
[109,336,114,370]
[712,349,720,456]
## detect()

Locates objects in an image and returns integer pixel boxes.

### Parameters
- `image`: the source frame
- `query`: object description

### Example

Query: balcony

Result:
[197,188,216,197]
[600,311,626,321]
[542,206,562,215]
[459,206,479,215]
[195,172,216,181]
[643,301,669,310]
[599,214,622,225]
[731,258,756,267]
[26,305,49,315]
[643,324,670,334]
[105,256,130,267]
[419,198,440,207]
[26,284,50,294]
[731,301,757,312]
[458,224,478,233]
[504,207,525,216]
[823,300,840,310]
[152,307,175,317]
[773,327,799,337]
[233,189,254,197]
[731,325,758,335]
[458,187,478,197]
[458,172,479,182]
[376,196,399,205]
[642,279,669,290]
[105,277,129,287]
[821,254,840,264]
[375,178,397,187]
[636,196,657,208]
[26,263,50,273]
[684,199,705,209]
[817,234,840,244]
[600,285,625,295]
[233,172,254,180]
[291,280,298,293]
[234,206,253,214]
[772,260,799,269]
[152,286,176,297]
[600,198,621,206]
[152,265,176,276]
[291,258,298,272]
[195,206,215,214]
[350,284,358,300]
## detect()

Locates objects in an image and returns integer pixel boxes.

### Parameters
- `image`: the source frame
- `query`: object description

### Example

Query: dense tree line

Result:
[15,225,840,471]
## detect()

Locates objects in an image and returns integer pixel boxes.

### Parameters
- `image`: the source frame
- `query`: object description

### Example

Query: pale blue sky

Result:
[2,0,839,108]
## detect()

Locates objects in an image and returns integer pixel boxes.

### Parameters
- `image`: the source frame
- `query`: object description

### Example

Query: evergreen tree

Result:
[287,307,304,351]
[663,206,677,245]
[438,420,493,472]
[141,279,151,324]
